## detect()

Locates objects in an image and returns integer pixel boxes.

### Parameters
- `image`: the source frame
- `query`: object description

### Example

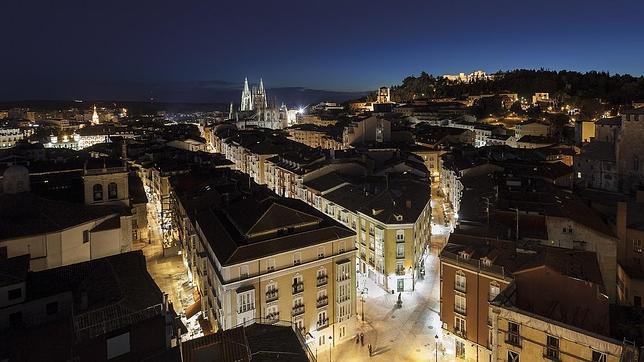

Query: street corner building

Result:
[168,168,358,355]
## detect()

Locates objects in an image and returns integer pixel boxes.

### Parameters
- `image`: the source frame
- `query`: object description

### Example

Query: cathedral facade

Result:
[235,77,287,130]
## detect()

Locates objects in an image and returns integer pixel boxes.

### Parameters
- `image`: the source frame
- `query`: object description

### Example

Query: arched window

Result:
[108,182,118,199]
[93,184,103,201]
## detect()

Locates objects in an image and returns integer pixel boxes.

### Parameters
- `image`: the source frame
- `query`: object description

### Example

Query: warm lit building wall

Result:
[440,255,511,361]
[493,307,626,362]
[83,168,129,206]
[0,215,131,271]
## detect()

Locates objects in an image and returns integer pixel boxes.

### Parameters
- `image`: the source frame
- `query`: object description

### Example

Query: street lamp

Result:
[434,335,439,361]
[328,336,333,362]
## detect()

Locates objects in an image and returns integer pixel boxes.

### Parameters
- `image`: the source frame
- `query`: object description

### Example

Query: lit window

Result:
[455,271,466,292]
[93,184,103,201]
[455,294,466,315]
[634,240,643,254]
[108,182,118,199]
[455,340,465,358]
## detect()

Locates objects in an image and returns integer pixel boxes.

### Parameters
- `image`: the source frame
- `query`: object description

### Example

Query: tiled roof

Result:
[0,192,130,240]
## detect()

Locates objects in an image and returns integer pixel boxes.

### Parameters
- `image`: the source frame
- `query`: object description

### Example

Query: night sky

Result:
[2,0,643,102]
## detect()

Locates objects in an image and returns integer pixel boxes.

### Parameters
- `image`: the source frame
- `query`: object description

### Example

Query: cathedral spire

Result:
[241,77,253,111]
[91,105,99,125]
[259,78,264,94]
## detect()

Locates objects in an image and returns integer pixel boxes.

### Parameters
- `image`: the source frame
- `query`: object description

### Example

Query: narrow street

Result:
[133,196,203,340]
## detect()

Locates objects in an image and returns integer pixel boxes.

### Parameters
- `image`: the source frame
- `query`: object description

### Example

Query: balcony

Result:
[337,273,351,282]
[238,304,255,314]
[395,268,405,276]
[396,253,405,259]
[266,290,278,303]
[266,312,280,323]
[292,304,305,316]
[454,306,466,316]
[316,296,328,308]
[454,328,466,338]
[506,334,522,348]
[368,258,375,267]
[292,282,304,295]
[317,317,329,329]
[317,275,328,287]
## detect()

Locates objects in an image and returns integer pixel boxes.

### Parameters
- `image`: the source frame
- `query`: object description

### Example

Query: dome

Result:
[2,165,30,194]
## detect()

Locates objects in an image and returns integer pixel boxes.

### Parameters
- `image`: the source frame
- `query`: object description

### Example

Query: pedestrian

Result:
[360,332,364,346]
[368,344,372,357]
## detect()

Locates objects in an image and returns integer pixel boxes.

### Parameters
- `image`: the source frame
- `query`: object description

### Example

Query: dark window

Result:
[83,230,90,243]
[545,336,559,360]
[635,296,642,307]
[46,301,58,315]
[9,312,22,327]
[108,182,118,199]
[592,351,606,362]
[8,288,22,300]
[93,184,103,201]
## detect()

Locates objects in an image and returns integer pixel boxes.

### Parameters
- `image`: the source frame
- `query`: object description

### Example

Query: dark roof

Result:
[492,249,610,336]
[303,172,350,193]
[578,141,615,162]
[0,192,130,240]
[26,251,162,312]
[181,323,309,362]
[171,171,355,266]
[516,135,556,144]
[325,175,430,225]
[0,254,29,287]
[90,215,121,232]
[595,116,622,127]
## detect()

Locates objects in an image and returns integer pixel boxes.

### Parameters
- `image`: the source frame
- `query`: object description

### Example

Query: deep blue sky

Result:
[1,0,643,101]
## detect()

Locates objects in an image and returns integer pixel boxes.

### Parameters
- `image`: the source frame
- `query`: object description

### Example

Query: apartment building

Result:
[319,174,431,292]
[0,164,135,271]
[0,128,23,148]
[440,234,633,362]
[169,169,357,352]
[491,254,637,362]
[287,123,344,150]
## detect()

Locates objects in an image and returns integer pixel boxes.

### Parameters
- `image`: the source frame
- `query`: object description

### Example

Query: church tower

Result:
[91,105,100,125]
[240,77,253,111]
[253,77,268,110]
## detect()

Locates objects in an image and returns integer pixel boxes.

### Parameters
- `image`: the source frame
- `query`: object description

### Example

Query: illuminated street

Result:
[330,252,452,362]
[135,197,204,341]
